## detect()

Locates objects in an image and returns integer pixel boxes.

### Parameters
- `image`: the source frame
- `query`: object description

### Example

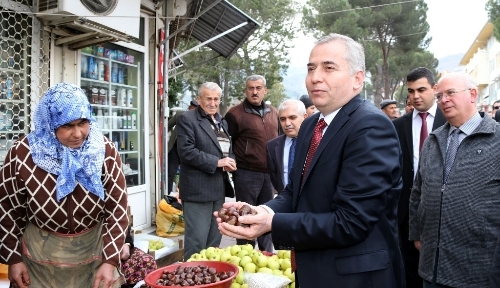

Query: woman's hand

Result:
[120,243,131,260]
[92,263,116,288]
[8,262,31,288]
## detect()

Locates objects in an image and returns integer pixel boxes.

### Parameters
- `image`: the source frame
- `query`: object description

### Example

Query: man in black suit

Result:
[217,33,404,288]
[176,82,236,260]
[392,67,446,288]
[266,99,308,194]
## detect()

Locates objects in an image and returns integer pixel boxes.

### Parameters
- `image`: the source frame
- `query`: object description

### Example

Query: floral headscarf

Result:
[27,83,105,201]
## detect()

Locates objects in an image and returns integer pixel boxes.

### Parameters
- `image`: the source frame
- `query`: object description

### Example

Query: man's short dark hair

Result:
[406,67,435,86]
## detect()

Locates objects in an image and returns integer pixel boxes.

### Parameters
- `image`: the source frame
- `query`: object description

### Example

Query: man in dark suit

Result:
[216,33,404,288]
[176,82,236,260]
[167,100,198,195]
[266,99,307,194]
[392,67,446,288]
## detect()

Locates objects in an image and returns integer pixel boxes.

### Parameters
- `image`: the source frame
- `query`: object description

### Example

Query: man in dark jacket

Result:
[225,75,279,252]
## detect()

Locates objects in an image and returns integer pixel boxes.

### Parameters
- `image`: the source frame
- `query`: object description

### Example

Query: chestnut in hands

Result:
[218,204,257,227]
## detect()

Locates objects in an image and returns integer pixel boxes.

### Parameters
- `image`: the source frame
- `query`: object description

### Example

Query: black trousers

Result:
[232,168,274,252]
[167,143,180,195]
[399,218,423,288]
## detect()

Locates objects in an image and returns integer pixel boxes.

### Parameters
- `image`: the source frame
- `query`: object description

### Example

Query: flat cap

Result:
[299,94,314,108]
[380,99,397,109]
[189,100,199,107]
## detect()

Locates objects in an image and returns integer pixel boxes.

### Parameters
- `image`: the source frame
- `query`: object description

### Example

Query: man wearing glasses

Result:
[225,75,279,252]
[392,67,446,288]
[491,99,500,122]
[409,72,500,288]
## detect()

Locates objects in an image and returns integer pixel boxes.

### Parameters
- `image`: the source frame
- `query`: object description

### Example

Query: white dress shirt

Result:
[411,103,438,179]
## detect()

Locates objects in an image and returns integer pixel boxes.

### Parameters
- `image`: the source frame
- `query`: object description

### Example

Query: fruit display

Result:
[218,205,257,227]
[187,244,295,288]
[148,239,165,251]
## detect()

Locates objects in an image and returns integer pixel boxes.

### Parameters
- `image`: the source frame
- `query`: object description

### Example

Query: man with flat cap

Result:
[167,100,199,195]
[380,99,399,120]
[299,94,317,117]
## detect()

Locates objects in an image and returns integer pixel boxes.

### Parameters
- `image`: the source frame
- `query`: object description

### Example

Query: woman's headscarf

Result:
[27,83,106,201]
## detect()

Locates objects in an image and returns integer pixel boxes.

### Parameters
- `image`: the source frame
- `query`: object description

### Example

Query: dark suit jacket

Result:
[266,135,286,193]
[168,111,184,152]
[392,108,446,225]
[176,108,233,202]
[266,96,405,288]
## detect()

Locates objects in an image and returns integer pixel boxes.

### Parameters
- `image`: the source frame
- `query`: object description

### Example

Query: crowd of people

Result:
[1,32,500,288]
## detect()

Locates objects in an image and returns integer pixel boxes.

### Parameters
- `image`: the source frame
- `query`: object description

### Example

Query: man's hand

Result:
[414,240,421,251]
[214,202,273,240]
[92,263,116,288]
[218,157,237,172]
[8,262,31,288]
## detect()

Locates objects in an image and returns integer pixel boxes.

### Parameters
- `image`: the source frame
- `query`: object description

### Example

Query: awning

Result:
[165,0,260,60]
[187,0,260,59]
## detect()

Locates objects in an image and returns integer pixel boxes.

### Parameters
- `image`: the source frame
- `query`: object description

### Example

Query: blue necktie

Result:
[288,138,296,176]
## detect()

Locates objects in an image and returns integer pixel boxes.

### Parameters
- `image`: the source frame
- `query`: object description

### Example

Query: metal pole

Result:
[161,3,170,197]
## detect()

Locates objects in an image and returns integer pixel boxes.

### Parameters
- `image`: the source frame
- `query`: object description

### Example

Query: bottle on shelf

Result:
[99,88,107,105]
[81,55,88,78]
[112,111,118,129]
[127,89,133,107]
[110,89,117,106]
[126,111,132,129]
[104,63,109,82]
[114,137,120,150]
[96,109,103,129]
[98,60,104,81]
[87,56,96,80]
[111,63,118,83]
[120,139,126,151]
[91,87,99,104]
[103,111,109,130]
[118,67,124,84]
[119,88,127,107]
[129,141,134,151]
[131,112,137,129]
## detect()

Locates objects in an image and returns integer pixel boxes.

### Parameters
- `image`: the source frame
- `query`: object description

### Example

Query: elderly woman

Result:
[0,83,129,288]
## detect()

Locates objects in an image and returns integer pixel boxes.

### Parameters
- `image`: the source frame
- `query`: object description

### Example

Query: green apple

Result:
[191,253,200,260]
[230,283,241,288]
[257,267,273,274]
[200,249,207,257]
[241,243,254,253]
[251,251,263,263]
[237,249,250,258]
[280,259,291,270]
[289,281,295,288]
[241,284,249,288]
[284,250,291,259]
[243,262,257,273]
[229,256,241,267]
[283,268,295,282]
[230,245,242,256]
[220,251,232,262]
[239,255,252,267]
[277,250,286,259]
[235,271,245,285]
[209,254,221,261]
[205,247,215,258]
[267,259,280,270]
[256,255,269,268]
[272,269,283,276]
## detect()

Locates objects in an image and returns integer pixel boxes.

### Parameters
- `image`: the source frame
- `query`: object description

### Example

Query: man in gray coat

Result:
[176,82,236,260]
[409,72,500,288]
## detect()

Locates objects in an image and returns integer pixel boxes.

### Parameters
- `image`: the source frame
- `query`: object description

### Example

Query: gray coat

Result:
[409,114,500,287]
[176,108,233,202]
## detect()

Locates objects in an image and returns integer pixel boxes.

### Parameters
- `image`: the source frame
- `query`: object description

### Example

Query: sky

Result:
[287,0,490,68]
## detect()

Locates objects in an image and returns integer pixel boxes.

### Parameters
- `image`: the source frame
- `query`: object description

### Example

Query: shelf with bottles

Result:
[82,85,138,111]
[81,52,137,86]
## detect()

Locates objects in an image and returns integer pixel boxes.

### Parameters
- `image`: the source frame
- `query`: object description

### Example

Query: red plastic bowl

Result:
[144,261,239,288]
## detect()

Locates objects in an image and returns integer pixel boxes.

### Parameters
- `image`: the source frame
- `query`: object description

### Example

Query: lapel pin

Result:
[477,149,482,154]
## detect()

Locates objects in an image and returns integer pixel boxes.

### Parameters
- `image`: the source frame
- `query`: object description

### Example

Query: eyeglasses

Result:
[247,86,264,92]
[434,88,471,102]
[494,106,500,110]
